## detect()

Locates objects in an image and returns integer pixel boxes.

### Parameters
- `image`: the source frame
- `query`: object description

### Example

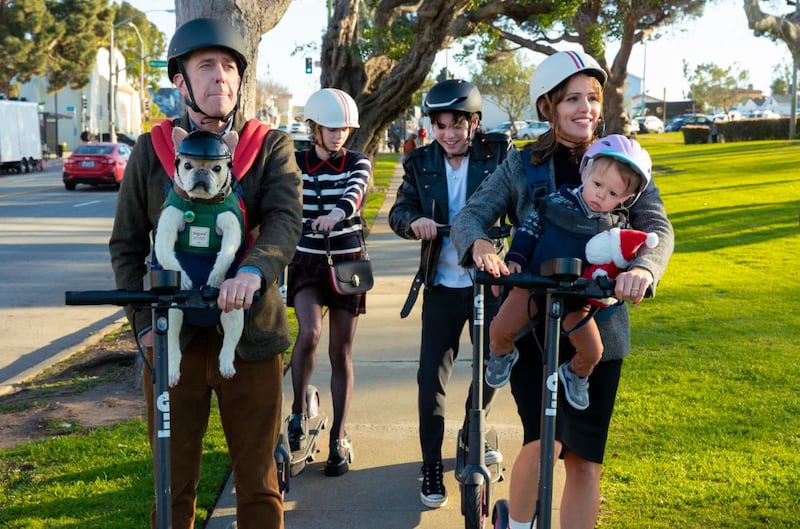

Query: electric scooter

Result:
[475,258,619,529]
[434,224,510,529]
[66,267,219,529]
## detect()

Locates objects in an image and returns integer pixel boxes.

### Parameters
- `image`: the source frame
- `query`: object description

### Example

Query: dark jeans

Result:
[418,284,500,465]
[144,329,284,529]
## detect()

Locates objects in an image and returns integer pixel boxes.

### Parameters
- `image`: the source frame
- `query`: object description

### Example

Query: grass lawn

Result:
[599,133,800,528]
[2,142,799,527]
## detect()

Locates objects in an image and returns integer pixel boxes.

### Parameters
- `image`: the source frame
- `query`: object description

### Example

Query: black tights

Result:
[290,287,359,441]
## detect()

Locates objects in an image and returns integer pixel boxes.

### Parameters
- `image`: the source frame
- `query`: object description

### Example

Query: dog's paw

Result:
[219,361,236,379]
[168,355,182,387]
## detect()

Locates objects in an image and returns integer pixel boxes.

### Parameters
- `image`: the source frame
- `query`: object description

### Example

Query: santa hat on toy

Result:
[611,228,659,267]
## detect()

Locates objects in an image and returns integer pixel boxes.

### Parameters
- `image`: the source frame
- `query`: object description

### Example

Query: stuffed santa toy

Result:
[583,227,659,306]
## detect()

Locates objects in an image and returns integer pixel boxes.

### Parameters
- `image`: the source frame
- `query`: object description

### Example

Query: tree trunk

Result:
[173,0,292,119]
[321,0,473,159]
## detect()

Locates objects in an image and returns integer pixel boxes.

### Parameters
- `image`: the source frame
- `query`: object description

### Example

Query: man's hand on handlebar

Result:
[410,217,445,240]
[218,271,262,313]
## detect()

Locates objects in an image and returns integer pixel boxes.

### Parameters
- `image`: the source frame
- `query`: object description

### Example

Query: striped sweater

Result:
[295,147,371,255]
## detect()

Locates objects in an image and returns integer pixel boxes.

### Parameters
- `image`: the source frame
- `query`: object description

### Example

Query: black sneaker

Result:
[287,413,306,451]
[420,461,447,508]
[324,436,353,477]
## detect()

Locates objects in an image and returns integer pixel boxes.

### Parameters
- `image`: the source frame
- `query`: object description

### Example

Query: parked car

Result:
[290,121,308,134]
[62,142,131,190]
[665,113,714,131]
[517,120,550,140]
[293,134,312,151]
[488,120,527,138]
[635,115,664,134]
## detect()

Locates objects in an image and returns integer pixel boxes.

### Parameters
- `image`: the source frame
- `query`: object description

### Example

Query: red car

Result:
[63,142,132,190]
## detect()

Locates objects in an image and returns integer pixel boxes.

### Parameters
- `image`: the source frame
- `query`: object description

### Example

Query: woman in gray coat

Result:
[452,50,674,529]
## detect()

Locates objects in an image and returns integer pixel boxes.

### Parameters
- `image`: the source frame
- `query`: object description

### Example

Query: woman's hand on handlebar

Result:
[410,217,445,240]
[614,267,653,305]
[490,261,520,297]
[312,210,345,234]
[471,239,508,278]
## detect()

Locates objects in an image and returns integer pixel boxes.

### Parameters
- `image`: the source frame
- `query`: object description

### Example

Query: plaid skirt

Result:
[287,251,367,315]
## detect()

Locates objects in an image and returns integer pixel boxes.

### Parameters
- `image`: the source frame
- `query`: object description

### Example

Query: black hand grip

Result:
[66,290,159,306]
[66,286,221,309]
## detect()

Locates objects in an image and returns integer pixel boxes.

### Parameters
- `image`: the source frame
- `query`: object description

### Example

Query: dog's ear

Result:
[222,130,239,160]
[172,127,189,154]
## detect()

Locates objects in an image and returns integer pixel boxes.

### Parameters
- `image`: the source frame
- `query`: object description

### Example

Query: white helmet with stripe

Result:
[529,50,607,121]
[304,88,360,128]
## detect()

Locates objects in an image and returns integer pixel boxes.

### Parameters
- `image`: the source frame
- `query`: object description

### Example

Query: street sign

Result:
[149,60,168,68]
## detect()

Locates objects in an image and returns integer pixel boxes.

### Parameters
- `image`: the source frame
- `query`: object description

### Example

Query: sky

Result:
[126,0,795,105]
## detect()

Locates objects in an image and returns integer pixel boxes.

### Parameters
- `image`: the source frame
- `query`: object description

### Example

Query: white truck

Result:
[0,100,43,173]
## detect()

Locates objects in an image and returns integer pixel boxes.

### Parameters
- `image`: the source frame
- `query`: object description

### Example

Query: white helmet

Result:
[304,88,360,128]
[529,50,607,121]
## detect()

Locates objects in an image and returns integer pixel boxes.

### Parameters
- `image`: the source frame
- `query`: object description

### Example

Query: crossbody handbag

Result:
[311,170,374,295]
[323,232,374,295]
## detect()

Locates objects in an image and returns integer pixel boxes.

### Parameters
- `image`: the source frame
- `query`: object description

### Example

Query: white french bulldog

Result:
[154,127,244,387]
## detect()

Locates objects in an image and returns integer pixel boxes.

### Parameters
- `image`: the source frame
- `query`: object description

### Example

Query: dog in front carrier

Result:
[154,127,244,387]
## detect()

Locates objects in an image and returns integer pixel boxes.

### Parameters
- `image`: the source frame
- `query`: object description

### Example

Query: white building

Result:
[18,47,144,152]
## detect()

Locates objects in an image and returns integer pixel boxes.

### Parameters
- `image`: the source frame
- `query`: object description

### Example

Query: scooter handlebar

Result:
[474,270,620,300]
[65,286,221,310]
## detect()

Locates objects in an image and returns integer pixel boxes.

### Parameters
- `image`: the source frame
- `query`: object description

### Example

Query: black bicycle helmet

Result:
[176,130,232,161]
[167,18,247,123]
[167,18,247,81]
[423,79,483,118]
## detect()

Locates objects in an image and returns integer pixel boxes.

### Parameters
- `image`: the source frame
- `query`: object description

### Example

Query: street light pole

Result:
[126,22,145,134]
[108,25,116,142]
[108,9,174,142]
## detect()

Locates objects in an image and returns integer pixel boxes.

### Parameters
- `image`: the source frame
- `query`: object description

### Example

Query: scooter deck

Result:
[289,414,328,477]
[455,428,504,484]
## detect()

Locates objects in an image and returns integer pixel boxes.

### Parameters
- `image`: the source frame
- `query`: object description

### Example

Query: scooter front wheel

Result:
[462,479,487,529]
[492,498,509,529]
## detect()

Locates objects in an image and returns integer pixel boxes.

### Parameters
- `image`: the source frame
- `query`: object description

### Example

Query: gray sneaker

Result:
[485,347,519,388]
[558,362,589,410]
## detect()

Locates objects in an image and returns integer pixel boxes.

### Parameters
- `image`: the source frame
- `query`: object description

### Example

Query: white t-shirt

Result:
[434,155,472,288]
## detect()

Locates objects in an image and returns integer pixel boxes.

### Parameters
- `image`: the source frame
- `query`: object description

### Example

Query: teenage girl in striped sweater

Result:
[286,88,371,476]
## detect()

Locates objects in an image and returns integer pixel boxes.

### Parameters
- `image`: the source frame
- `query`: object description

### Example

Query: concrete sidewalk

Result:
[206,161,564,529]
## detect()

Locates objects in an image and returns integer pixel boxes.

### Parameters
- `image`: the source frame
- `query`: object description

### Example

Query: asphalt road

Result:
[0,162,125,395]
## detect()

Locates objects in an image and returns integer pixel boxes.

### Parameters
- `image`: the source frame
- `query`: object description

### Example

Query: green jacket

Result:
[109,113,303,361]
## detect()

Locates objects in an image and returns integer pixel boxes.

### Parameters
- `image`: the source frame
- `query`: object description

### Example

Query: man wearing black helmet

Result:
[388,79,512,509]
[109,17,302,529]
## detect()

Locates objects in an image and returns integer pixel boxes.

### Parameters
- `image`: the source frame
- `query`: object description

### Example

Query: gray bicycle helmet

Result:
[176,130,232,161]
[168,18,247,81]
[168,18,247,123]
[423,79,483,118]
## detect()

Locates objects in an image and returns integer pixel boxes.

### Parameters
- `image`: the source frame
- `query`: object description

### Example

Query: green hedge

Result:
[684,117,800,143]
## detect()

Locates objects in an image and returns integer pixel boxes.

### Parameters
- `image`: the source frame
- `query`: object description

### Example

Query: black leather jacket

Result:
[389,132,512,289]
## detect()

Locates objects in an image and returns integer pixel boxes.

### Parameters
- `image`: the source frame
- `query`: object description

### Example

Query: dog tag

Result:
[188,226,211,248]
[183,210,196,223]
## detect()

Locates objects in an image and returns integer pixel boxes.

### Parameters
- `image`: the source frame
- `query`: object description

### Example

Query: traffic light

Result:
[305,57,313,74]
[81,95,87,111]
